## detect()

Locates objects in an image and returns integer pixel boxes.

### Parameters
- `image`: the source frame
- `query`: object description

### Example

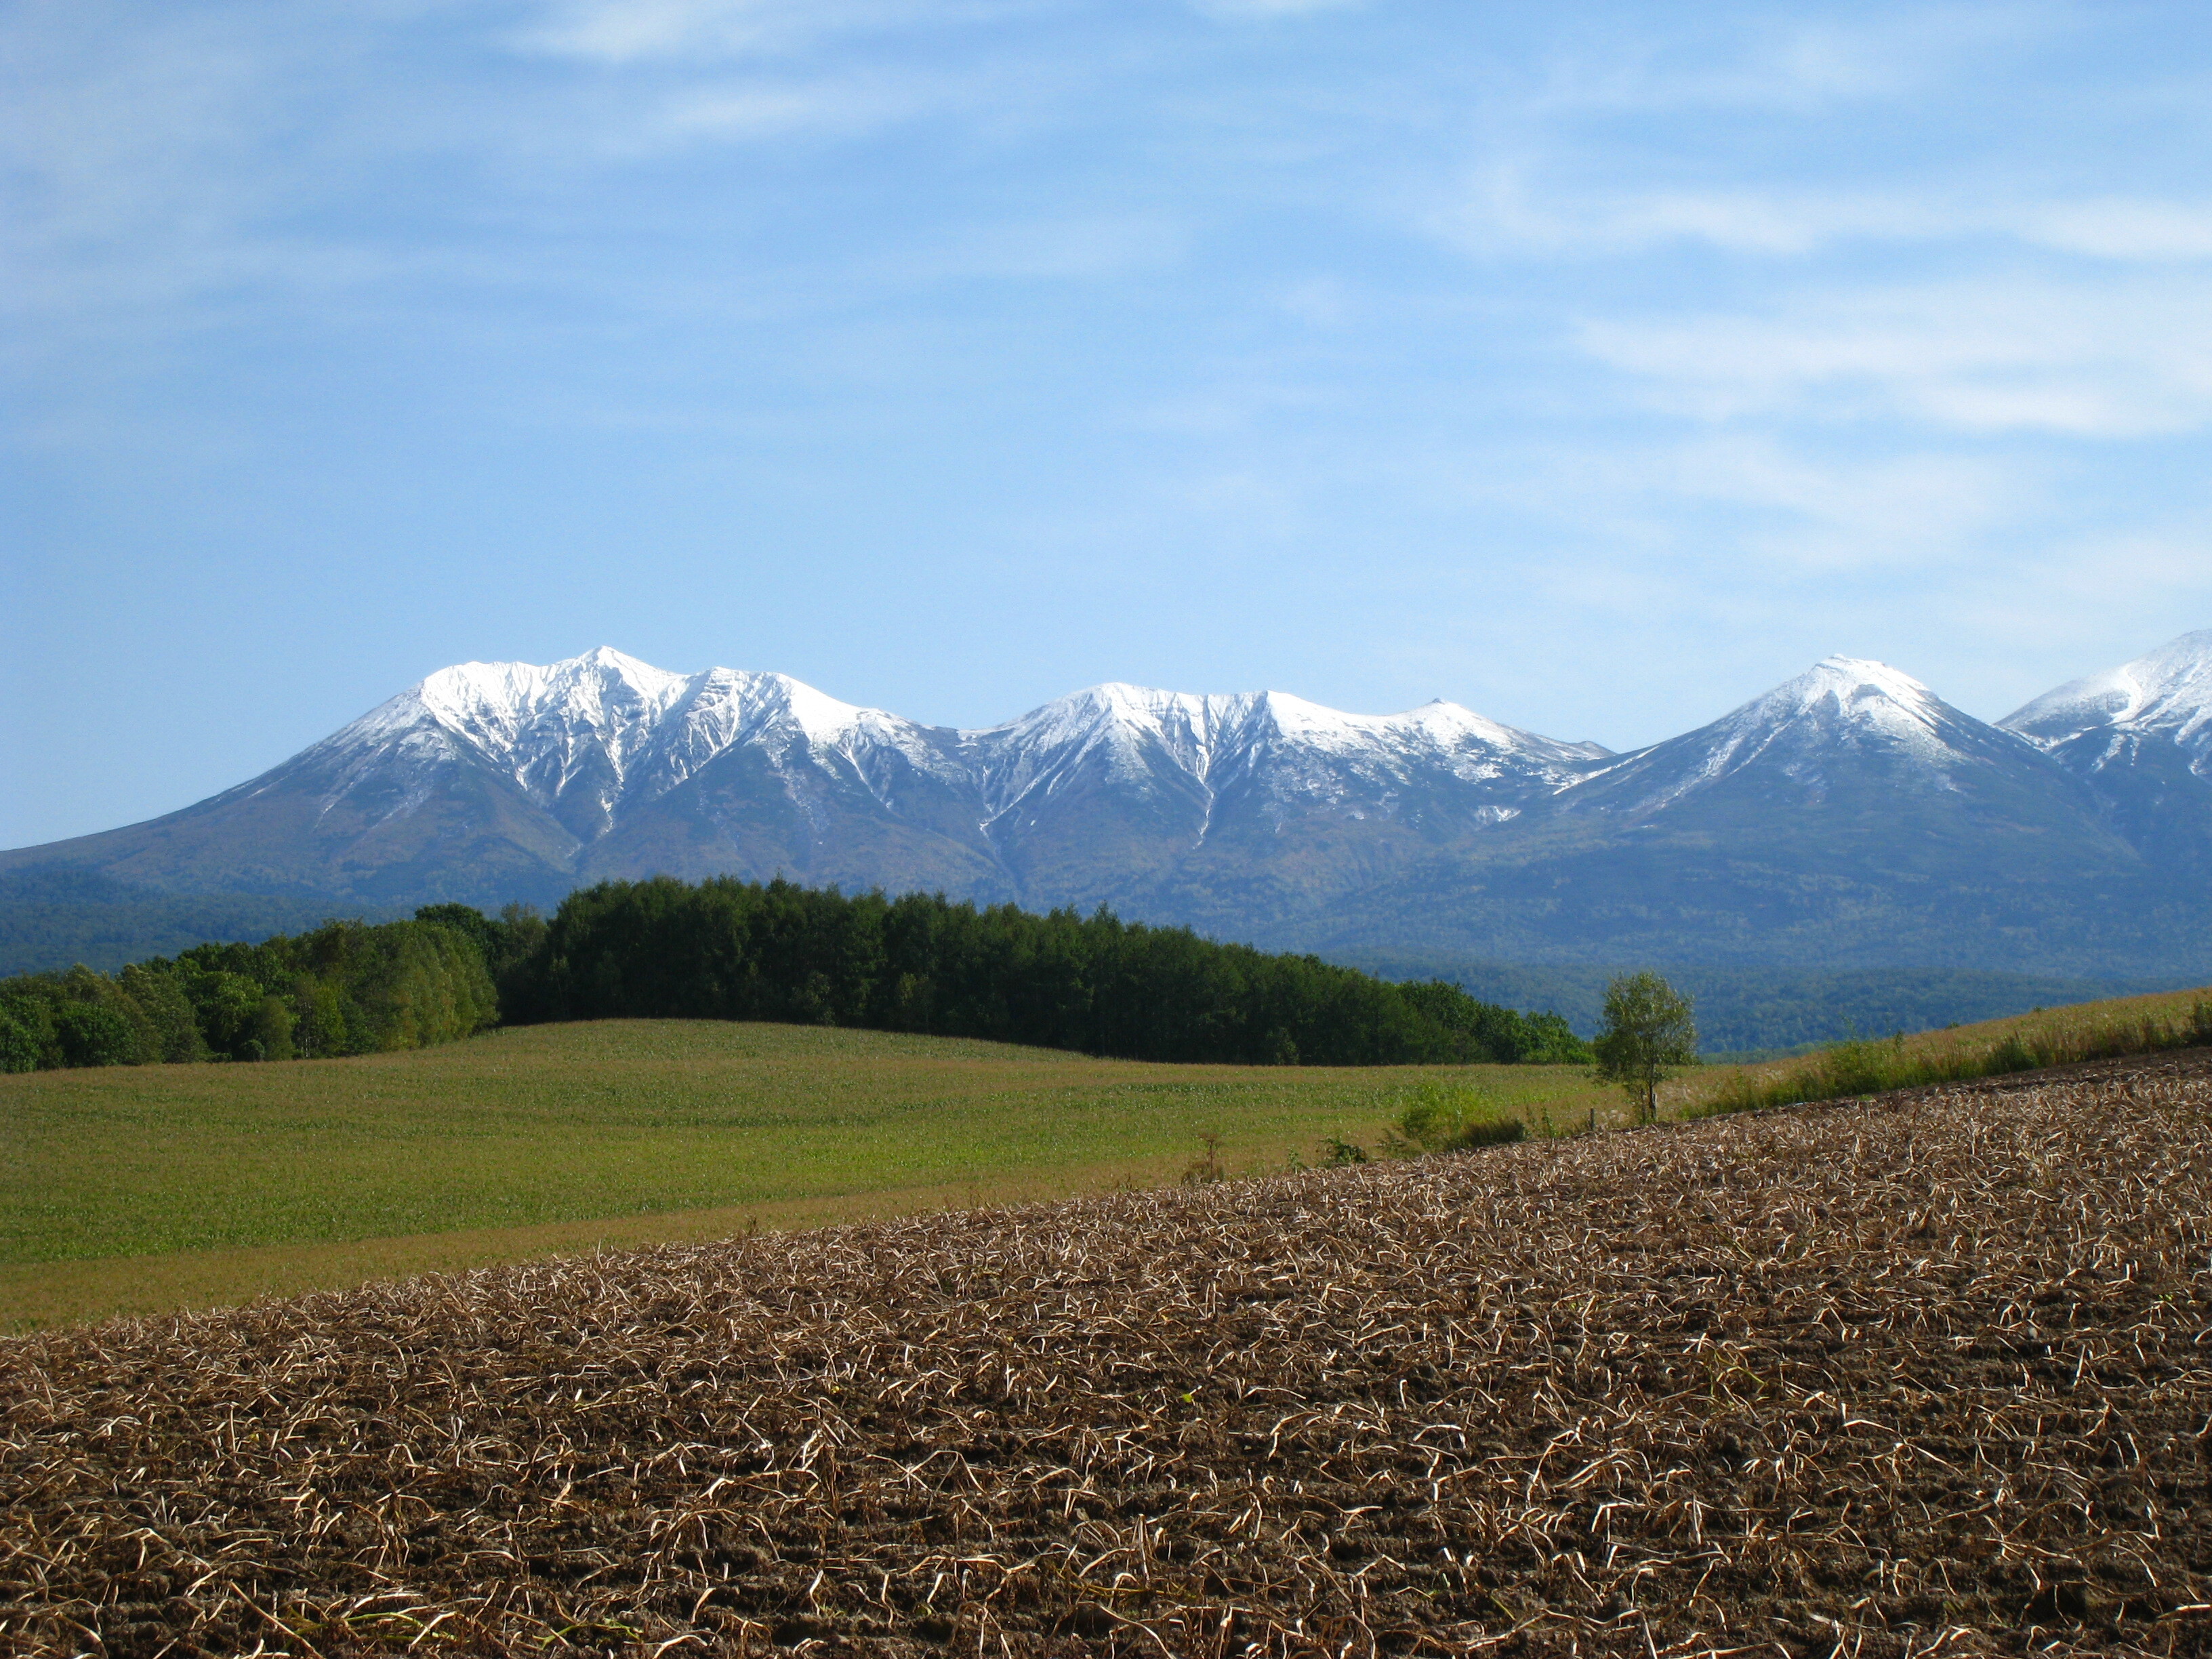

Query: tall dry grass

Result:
[1693,992,2212,1115]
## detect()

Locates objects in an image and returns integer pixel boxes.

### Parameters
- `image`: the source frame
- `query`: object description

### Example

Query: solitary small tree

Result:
[1591,970,1697,1125]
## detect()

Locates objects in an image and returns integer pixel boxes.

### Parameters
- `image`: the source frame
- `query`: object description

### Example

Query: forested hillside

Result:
[0,879,1588,1072]
[503,878,1588,1067]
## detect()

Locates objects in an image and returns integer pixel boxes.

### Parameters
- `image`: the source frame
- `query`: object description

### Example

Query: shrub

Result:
[1452,1114,1527,1148]
[1387,1082,1525,1155]
[0,1003,43,1073]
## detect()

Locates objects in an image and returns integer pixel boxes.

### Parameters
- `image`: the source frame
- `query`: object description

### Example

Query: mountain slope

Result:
[962,684,1607,916]
[0,651,1604,918]
[0,650,1007,907]
[3,644,2206,979]
[1285,657,2173,975]
[2001,629,2212,869]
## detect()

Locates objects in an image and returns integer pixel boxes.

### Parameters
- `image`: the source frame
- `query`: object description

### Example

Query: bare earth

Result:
[5,1053,2211,1657]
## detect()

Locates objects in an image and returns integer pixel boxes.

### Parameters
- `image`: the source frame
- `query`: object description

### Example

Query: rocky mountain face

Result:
[6,636,2209,977]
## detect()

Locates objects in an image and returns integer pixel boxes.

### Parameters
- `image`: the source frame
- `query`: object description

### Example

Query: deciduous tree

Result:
[1592,970,1698,1124]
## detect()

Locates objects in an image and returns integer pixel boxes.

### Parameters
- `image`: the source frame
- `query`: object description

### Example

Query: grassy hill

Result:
[16,981,2207,1332]
[0,1019,1613,1328]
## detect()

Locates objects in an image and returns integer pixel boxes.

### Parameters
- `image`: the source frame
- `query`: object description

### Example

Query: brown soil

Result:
[5,1056,2211,1657]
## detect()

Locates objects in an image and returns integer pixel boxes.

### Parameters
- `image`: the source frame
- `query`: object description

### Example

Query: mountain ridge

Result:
[5,633,2209,978]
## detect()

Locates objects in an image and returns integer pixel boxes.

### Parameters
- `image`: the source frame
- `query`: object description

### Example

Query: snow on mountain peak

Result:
[2001,629,2212,748]
[1773,655,1942,716]
[970,681,1589,764]
[1717,656,1963,760]
[1578,654,1996,816]
[319,650,1616,841]
[409,649,691,787]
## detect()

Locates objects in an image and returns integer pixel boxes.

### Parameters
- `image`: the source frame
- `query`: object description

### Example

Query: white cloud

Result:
[1513,6,2083,119]
[519,0,877,62]
[1445,171,1944,258]
[2022,199,2212,261]
[1444,432,2022,581]
[1578,276,2212,436]
[656,73,924,140]
[1653,439,2020,572]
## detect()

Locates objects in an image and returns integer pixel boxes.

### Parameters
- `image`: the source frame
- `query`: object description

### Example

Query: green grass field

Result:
[0,1019,1614,1329]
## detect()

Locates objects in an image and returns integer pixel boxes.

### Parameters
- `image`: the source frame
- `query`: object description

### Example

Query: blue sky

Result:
[5,0,2209,848]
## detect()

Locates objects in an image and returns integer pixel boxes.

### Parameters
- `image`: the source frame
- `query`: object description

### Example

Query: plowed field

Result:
[5,1053,2211,1657]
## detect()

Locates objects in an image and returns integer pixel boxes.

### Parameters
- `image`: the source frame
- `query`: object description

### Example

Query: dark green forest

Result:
[0,878,1588,1072]
[502,877,1588,1067]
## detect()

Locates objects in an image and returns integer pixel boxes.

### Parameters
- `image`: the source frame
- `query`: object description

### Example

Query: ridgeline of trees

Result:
[0,877,1591,1072]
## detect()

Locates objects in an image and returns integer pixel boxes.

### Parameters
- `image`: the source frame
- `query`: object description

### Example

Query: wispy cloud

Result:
[889,215,1186,282]
[514,0,1040,63]
[1578,276,2212,436]
[1443,171,2212,264]
[654,73,930,142]
[1188,0,1368,18]
[1510,5,2085,118]
[2021,199,2212,261]
[1443,172,1948,258]
[1650,438,2020,571]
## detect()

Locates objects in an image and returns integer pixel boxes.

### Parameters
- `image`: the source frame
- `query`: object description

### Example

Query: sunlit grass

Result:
[1685,985,2212,1116]
[0,1019,1614,1326]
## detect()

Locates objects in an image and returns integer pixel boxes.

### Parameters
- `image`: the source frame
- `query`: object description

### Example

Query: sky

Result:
[4,0,2210,849]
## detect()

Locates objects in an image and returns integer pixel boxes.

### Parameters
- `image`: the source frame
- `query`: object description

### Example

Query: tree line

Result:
[0,877,1591,1072]
[497,877,1587,1066]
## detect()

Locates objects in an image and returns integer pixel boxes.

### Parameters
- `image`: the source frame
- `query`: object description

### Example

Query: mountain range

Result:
[6,631,2211,981]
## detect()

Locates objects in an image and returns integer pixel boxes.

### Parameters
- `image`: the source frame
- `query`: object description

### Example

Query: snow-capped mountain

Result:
[1559,655,2091,822]
[3,639,2205,977]
[0,649,1605,912]
[1309,653,2155,976]
[318,647,970,843]
[958,682,1607,909]
[2001,630,2212,866]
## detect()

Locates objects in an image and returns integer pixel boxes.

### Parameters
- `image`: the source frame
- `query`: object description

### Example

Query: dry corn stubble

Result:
[4,1052,2211,1658]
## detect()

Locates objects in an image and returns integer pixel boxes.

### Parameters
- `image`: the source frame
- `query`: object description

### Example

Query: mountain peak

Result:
[1779,654,1940,709]
[1689,655,1955,774]
[2001,629,2212,743]
[1568,653,2030,820]
[5,637,2198,976]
